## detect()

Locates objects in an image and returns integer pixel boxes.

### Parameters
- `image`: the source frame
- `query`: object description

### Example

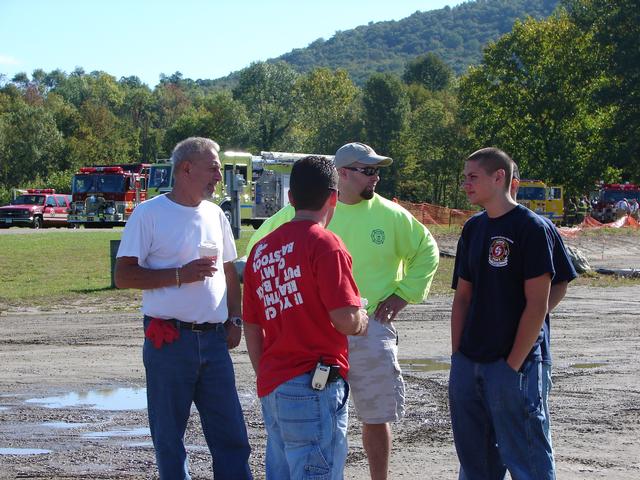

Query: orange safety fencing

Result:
[394,199,476,226]
[558,215,639,238]
[395,199,640,238]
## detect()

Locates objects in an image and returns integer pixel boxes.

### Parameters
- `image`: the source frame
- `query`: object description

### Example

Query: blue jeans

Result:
[449,351,555,480]
[541,362,557,473]
[541,362,552,444]
[143,319,252,480]
[260,372,349,480]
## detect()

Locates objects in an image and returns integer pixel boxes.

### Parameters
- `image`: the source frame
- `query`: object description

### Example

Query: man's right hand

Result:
[355,309,369,336]
[179,258,218,284]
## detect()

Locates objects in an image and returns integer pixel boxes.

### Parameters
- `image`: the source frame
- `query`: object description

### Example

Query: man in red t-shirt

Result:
[243,156,368,480]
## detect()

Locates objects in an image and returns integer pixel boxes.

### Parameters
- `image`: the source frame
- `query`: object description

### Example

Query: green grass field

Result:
[0,226,636,308]
[0,229,253,308]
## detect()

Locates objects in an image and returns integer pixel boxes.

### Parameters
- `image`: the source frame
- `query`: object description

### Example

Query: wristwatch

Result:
[227,316,243,327]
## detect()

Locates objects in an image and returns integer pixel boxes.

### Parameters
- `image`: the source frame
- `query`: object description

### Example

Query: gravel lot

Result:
[0,231,639,479]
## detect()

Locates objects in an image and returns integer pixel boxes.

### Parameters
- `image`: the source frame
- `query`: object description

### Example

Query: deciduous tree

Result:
[232,62,300,151]
[294,68,362,154]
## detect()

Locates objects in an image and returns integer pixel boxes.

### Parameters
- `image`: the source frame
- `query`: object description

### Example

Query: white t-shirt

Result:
[616,199,629,211]
[117,194,237,323]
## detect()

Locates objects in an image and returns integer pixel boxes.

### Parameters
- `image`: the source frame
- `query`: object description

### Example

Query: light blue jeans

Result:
[449,351,555,480]
[143,318,252,480]
[260,372,349,480]
[541,362,553,442]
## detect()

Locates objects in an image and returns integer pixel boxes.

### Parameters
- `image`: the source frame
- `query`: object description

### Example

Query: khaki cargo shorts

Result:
[348,318,405,424]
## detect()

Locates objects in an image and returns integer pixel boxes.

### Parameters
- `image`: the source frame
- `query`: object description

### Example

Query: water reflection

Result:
[41,421,89,429]
[26,387,147,411]
[126,441,154,448]
[26,387,257,412]
[400,358,451,373]
[82,427,150,438]
[0,448,51,455]
[571,362,606,369]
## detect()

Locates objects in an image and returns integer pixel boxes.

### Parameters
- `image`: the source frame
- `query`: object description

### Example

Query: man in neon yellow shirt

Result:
[247,142,439,480]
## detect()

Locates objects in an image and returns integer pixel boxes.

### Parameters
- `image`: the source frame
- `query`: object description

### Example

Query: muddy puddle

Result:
[25,387,147,410]
[400,357,450,373]
[40,421,89,429]
[0,448,52,455]
[82,427,150,439]
[0,386,259,460]
[570,362,607,369]
[23,386,257,412]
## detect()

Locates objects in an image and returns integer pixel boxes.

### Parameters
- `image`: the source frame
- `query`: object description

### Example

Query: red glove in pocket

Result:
[145,318,180,349]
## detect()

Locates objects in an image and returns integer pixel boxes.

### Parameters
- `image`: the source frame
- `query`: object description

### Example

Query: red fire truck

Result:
[590,183,640,223]
[0,189,72,229]
[68,164,150,228]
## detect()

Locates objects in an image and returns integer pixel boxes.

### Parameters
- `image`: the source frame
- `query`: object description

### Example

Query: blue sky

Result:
[0,0,462,87]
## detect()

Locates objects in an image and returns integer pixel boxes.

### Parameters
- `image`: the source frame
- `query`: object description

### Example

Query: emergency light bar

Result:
[603,184,639,190]
[26,188,55,194]
[79,166,125,174]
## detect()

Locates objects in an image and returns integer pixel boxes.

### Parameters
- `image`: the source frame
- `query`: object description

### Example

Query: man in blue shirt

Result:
[450,147,557,479]
[510,164,577,449]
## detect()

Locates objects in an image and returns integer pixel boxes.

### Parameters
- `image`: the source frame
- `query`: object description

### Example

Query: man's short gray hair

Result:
[171,137,220,168]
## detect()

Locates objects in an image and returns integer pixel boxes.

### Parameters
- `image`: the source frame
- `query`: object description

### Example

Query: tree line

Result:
[0,0,637,207]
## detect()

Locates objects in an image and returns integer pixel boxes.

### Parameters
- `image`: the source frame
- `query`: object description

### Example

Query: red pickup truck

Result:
[0,189,72,229]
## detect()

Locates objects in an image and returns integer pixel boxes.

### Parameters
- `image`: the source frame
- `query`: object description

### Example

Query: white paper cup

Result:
[198,242,218,261]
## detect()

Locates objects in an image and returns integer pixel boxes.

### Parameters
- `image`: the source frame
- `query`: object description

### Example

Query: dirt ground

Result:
[1,234,639,479]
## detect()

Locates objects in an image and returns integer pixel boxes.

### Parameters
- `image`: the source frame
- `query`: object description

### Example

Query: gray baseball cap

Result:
[334,142,393,168]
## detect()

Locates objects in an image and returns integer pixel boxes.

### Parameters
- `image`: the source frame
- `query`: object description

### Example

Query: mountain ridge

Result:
[212,0,560,88]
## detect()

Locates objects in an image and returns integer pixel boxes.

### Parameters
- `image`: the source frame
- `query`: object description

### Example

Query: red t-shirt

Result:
[243,220,361,397]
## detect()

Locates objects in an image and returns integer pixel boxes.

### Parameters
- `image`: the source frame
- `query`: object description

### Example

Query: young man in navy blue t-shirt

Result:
[449,147,557,479]
[451,164,577,460]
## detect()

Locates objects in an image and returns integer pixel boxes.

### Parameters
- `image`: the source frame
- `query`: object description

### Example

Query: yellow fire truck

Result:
[157,150,331,229]
[515,179,564,224]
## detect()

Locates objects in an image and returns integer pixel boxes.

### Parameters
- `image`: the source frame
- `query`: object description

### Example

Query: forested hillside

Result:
[249,0,560,85]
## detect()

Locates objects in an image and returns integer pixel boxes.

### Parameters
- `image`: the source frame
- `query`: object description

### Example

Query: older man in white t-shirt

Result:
[115,137,252,480]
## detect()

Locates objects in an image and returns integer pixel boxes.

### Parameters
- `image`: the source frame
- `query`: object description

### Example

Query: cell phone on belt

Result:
[311,362,330,390]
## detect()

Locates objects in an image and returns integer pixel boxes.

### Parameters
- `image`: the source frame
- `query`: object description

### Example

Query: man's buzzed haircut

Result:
[466,147,514,188]
[289,156,338,211]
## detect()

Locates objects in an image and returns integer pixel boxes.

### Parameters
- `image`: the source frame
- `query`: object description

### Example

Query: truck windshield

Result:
[149,165,172,188]
[73,174,126,194]
[602,190,640,203]
[517,187,545,201]
[11,195,45,205]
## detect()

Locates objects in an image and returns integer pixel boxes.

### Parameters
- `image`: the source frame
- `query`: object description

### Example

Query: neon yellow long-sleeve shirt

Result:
[246,194,439,312]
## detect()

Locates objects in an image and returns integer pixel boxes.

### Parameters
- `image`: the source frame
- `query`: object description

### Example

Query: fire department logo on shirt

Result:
[371,229,385,245]
[488,236,511,267]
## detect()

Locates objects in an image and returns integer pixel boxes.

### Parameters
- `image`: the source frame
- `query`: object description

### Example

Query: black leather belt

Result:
[172,319,226,332]
[144,316,225,332]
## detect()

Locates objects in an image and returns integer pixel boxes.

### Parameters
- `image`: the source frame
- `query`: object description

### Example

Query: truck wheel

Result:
[222,205,233,225]
[32,216,43,229]
[251,220,264,229]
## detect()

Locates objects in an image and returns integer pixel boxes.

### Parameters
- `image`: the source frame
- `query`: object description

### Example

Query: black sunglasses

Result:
[343,166,380,177]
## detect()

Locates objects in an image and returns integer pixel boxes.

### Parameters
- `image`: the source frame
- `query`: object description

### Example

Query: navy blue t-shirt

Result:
[455,204,555,363]
[539,216,577,364]
[452,214,577,364]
